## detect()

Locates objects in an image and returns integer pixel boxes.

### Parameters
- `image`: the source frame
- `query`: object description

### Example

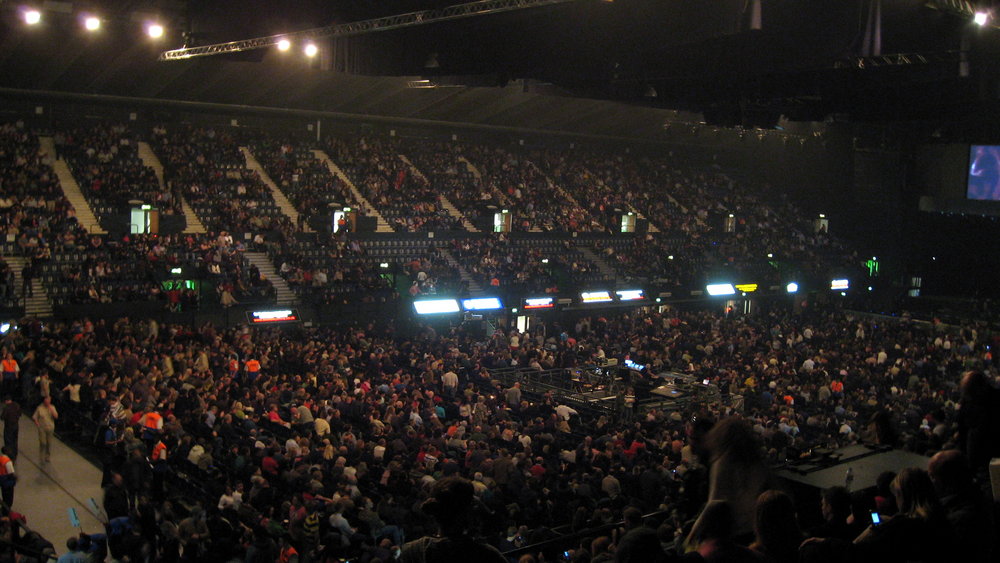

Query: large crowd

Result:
[0,305,993,562]
[247,135,360,229]
[55,123,183,219]
[0,124,88,263]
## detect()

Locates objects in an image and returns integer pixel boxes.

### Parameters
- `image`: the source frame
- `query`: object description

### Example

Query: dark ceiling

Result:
[3,0,1000,139]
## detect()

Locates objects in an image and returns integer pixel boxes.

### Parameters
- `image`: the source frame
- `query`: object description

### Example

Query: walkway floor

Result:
[6,413,105,553]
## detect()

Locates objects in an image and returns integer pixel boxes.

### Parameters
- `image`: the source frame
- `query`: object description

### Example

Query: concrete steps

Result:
[438,248,483,294]
[137,142,206,234]
[240,147,310,232]
[38,137,106,235]
[313,150,394,233]
[525,160,586,232]
[457,156,483,181]
[578,245,619,284]
[5,255,52,317]
[581,166,659,233]
[244,251,296,306]
[399,155,478,233]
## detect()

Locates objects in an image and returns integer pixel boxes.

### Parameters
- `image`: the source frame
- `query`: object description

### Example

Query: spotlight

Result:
[84,16,101,31]
[277,39,291,51]
[147,24,164,38]
[304,43,318,57]
[974,11,989,26]
[24,10,41,25]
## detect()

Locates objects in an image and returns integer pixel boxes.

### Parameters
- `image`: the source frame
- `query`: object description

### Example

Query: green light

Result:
[865,259,879,277]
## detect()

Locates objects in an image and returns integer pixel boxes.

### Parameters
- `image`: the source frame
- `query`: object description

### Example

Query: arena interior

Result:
[0,1,999,562]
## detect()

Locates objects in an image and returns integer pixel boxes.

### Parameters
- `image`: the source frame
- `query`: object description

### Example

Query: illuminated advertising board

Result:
[524,297,555,309]
[246,309,300,324]
[581,291,613,303]
[413,299,461,315]
[461,297,503,311]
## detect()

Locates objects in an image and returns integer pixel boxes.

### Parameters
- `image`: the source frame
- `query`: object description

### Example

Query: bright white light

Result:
[414,299,460,315]
[84,16,101,31]
[616,289,645,301]
[524,297,554,309]
[147,24,164,38]
[24,10,41,25]
[304,43,318,57]
[974,11,989,26]
[831,279,850,290]
[786,282,799,294]
[462,297,503,311]
[706,283,736,296]
[277,39,291,51]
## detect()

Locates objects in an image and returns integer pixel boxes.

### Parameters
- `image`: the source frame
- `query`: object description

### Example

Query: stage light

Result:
[24,10,41,25]
[84,16,101,31]
[147,24,164,38]
[786,282,799,294]
[304,43,318,57]
[277,39,291,51]
[974,11,989,25]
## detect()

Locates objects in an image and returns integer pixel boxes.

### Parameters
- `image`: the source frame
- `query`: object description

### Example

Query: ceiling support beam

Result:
[160,0,585,61]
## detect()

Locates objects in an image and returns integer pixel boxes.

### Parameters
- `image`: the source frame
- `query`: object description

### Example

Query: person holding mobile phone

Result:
[853,468,957,563]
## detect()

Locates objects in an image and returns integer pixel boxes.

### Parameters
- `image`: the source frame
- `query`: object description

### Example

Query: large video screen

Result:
[968,145,1000,200]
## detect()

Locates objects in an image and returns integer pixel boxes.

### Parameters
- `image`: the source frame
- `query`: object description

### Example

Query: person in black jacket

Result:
[400,476,505,563]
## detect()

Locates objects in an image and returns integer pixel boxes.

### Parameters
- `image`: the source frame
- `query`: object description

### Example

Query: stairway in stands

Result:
[243,251,296,306]
[240,147,311,232]
[137,142,205,234]
[5,256,51,317]
[581,166,659,233]
[398,155,478,233]
[525,160,583,232]
[312,150,394,233]
[578,245,620,283]
[38,137,106,235]
[438,249,483,293]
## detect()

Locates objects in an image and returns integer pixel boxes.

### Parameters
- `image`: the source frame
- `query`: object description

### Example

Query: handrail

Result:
[501,508,672,558]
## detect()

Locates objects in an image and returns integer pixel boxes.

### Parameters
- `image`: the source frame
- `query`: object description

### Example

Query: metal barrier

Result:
[487,365,623,417]
[502,508,673,559]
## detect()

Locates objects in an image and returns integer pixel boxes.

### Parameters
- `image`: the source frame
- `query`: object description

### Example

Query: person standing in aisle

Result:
[0,446,16,508]
[32,396,58,463]
[0,398,20,460]
[1,353,19,400]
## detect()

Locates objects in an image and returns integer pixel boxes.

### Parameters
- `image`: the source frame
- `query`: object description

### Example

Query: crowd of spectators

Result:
[151,125,291,236]
[32,232,274,308]
[450,236,608,295]
[327,137,462,232]
[427,141,590,232]
[1,305,995,562]
[266,237,461,305]
[0,123,88,260]
[54,123,183,218]
[247,135,360,228]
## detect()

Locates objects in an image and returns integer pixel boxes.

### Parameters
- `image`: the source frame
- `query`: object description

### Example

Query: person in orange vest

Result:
[831,379,845,399]
[244,357,261,384]
[140,408,164,450]
[150,438,168,502]
[1,353,19,400]
[278,534,300,563]
[0,446,15,508]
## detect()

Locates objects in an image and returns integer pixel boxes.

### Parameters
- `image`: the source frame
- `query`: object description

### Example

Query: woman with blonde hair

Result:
[853,467,955,562]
